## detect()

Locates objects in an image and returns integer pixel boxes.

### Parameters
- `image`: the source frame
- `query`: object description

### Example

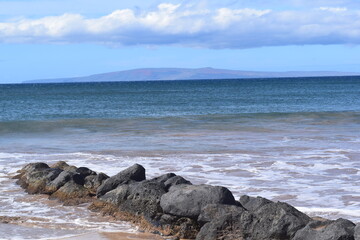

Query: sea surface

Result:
[1,77,360,239]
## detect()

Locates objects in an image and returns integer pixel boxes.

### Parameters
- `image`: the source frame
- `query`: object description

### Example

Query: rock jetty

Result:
[13,162,359,240]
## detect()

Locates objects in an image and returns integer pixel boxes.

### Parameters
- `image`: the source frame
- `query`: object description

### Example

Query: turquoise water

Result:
[1,77,360,239]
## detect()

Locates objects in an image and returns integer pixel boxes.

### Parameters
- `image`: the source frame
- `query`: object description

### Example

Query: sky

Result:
[1,0,360,83]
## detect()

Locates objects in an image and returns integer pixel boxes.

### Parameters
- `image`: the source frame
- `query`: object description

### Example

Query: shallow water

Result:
[0,77,360,239]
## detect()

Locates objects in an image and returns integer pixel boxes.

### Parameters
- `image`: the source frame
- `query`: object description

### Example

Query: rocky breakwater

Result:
[13,162,360,240]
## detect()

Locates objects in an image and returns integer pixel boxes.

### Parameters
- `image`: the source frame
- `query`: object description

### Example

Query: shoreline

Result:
[0,222,164,240]
[9,161,360,239]
[58,231,166,240]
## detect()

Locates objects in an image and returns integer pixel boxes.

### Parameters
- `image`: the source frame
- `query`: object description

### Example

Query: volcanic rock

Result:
[293,218,355,240]
[197,203,246,226]
[239,195,273,212]
[160,184,237,218]
[197,200,311,240]
[96,164,146,197]
[100,180,166,219]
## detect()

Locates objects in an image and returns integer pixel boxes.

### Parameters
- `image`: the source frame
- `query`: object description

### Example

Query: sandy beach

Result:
[59,231,165,240]
[0,222,165,240]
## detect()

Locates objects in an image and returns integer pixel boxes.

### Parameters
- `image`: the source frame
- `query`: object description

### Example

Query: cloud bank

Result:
[0,3,359,48]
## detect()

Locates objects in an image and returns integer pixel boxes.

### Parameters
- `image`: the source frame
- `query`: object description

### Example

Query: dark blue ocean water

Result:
[1,77,360,121]
[1,77,360,238]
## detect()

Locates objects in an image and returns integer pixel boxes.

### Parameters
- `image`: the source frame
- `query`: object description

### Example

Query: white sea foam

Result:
[1,142,360,238]
[298,207,360,222]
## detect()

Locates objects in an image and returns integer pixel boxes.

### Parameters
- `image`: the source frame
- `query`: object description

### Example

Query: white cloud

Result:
[214,8,271,27]
[318,7,348,12]
[0,3,360,48]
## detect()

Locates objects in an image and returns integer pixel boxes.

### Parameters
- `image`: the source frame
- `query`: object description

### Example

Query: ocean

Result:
[1,77,360,239]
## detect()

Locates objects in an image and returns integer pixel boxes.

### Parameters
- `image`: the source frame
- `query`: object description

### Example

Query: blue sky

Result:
[1,0,360,83]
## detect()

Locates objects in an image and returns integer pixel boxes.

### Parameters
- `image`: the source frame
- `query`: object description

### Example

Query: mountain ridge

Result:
[23,67,360,83]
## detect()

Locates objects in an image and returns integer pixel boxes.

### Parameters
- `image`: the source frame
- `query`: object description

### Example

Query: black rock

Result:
[355,224,360,240]
[96,164,146,197]
[198,203,246,226]
[160,184,237,219]
[239,195,273,212]
[50,161,77,172]
[251,201,311,239]
[18,168,62,194]
[84,172,109,192]
[95,172,110,183]
[293,218,355,240]
[100,180,166,219]
[164,175,192,190]
[76,167,96,177]
[196,210,249,240]
[46,170,82,193]
[148,173,191,190]
[46,168,63,181]
[196,200,311,240]
[150,173,176,183]
[50,161,69,170]
[100,183,129,205]
[51,181,91,204]
[21,162,50,173]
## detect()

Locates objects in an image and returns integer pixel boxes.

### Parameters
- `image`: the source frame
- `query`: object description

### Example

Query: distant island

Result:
[23,67,360,83]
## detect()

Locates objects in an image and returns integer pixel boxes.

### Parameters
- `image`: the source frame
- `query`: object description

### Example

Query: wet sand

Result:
[0,222,165,240]
[59,231,166,240]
